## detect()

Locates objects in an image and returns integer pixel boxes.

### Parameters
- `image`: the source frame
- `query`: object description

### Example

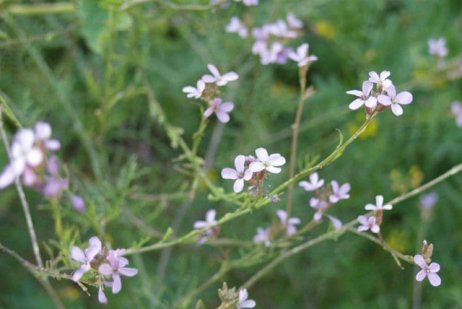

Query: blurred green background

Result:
[0,0,462,308]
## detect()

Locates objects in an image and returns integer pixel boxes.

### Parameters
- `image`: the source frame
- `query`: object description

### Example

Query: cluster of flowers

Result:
[253,209,301,247]
[347,70,413,117]
[182,64,238,123]
[226,13,317,67]
[298,172,349,230]
[71,236,138,304]
[217,283,256,309]
[0,122,85,211]
[414,240,441,287]
[356,195,392,234]
[221,147,286,193]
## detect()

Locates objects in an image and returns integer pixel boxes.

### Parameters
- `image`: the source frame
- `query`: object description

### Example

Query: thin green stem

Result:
[5,3,76,15]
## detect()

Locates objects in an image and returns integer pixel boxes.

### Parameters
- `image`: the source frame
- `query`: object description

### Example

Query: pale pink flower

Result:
[221,155,253,193]
[357,215,380,233]
[414,254,441,287]
[98,286,108,304]
[204,98,234,123]
[276,210,301,236]
[202,64,239,86]
[347,81,377,110]
[428,38,448,58]
[287,13,303,29]
[377,84,413,116]
[182,80,205,99]
[71,236,102,282]
[253,227,271,246]
[420,192,438,210]
[0,129,43,189]
[98,249,138,294]
[365,195,392,212]
[309,197,329,221]
[299,173,324,191]
[329,181,351,203]
[226,16,248,38]
[288,43,318,67]
[237,289,256,309]
[249,147,286,174]
[368,70,392,89]
[71,195,86,213]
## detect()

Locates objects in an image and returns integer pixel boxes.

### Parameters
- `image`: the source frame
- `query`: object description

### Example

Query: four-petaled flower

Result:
[357,215,380,234]
[193,209,218,242]
[71,236,102,282]
[249,147,286,174]
[428,38,448,58]
[204,98,234,123]
[182,80,205,99]
[309,197,329,221]
[365,195,392,212]
[288,43,318,67]
[347,81,377,110]
[253,227,271,246]
[299,172,324,191]
[202,64,239,86]
[221,155,253,193]
[35,122,61,151]
[237,288,256,309]
[226,17,248,38]
[377,84,413,116]
[414,254,441,287]
[329,181,351,203]
[368,70,392,89]
[276,210,301,236]
[98,249,138,294]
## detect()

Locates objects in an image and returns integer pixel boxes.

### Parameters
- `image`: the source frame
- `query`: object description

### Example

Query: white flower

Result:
[253,227,271,246]
[249,147,286,174]
[182,80,205,99]
[288,43,318,67]
[346,81,377,110]
[221,155,253,192]
[276,210,301,236]
[237,289,256,309]
[201,64,239,86]
[368,70,392,89]
[365,195,392,211]
[414,254,441,287]
[377,85,413,116]
[299,172,324,191]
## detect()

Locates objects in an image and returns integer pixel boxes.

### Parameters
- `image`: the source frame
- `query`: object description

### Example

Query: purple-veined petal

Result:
[221,168,239,180]
[362,81,373,95]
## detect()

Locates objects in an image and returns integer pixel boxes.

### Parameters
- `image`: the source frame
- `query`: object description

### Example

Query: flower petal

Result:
[221,168,239,179]
[391,103,404,116]
[255,147,269,161]
[119,267,138,277]
[396,91,413,104]
[233,178,244,193]
[427,273,441,287]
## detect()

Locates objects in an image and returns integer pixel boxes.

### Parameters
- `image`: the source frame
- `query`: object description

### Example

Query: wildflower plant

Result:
[1,1,461,308]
